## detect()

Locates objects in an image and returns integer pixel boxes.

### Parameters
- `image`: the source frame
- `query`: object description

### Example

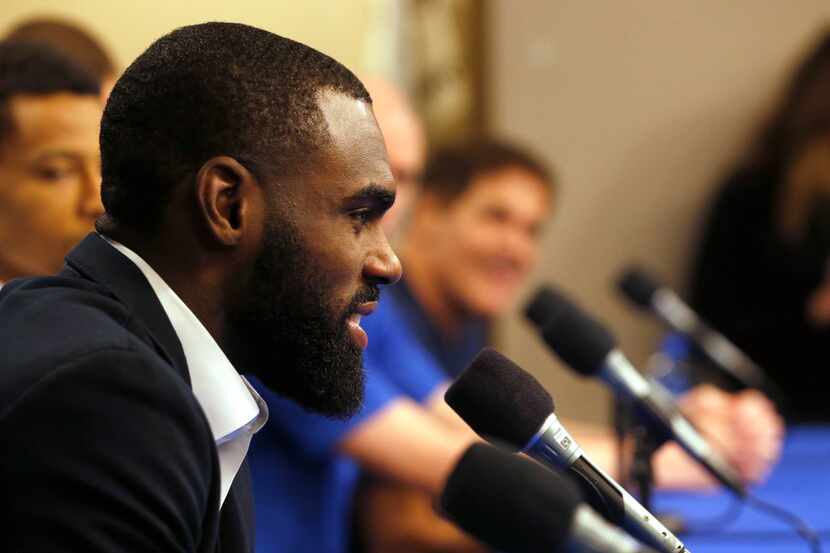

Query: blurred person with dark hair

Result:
[0,39,102,285]
[354,139,782,553]
[388,140,553,375]
[690,27,830,421]
[353,139,555,553]
[0,22,401,552]
[6,17,117,99]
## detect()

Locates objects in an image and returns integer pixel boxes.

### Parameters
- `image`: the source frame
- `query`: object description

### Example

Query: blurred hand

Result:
[354,478,491,553]
[653,384,784,490]
[727,388,785,481]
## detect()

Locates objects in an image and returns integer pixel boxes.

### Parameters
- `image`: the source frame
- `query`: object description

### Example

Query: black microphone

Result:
[525,285,747,497]
[445,348,689,553]
[617,266,770,392]
[441,442,659,553]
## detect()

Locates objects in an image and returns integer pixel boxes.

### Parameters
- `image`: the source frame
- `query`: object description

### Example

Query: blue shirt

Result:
[248,280,455,553]
[247,373,398,553]
[384,279,488,378]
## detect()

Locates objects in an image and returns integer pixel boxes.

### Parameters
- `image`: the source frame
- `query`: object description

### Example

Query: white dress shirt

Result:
[107,238,268,507]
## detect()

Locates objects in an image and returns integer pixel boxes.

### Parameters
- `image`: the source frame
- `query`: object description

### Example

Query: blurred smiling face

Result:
[428,166,551,317]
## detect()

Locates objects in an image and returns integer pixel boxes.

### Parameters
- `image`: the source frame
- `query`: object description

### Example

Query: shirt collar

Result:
[104,238,264,444]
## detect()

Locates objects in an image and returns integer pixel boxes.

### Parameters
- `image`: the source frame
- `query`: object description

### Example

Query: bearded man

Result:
[0,22,400,552]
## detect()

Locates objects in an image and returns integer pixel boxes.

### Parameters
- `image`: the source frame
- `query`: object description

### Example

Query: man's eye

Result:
[481,207,510,224]
[350,209,373,224]
[34,166,73,181]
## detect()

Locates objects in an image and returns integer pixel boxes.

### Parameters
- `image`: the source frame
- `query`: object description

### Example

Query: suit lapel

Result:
[64,233,190,384]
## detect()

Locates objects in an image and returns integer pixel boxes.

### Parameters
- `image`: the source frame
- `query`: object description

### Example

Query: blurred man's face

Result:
[363,77,426,235]
[226,92,403,417]
[376,98,425,235]
[0,93,103,279]
[427,167,551,317]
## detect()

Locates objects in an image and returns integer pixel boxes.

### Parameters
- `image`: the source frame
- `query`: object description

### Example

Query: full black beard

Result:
[227,216,376,418]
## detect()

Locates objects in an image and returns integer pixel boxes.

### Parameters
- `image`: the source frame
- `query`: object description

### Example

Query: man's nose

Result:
[365,239,403,286]
[503,227,536,270]
[79,164,104,219]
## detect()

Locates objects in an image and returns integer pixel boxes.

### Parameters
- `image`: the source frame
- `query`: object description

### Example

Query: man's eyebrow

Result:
[345,184,396,207]
[28,150,82,164]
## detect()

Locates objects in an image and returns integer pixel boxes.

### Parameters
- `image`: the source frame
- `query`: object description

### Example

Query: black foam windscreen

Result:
[524,286,566,328]
[617,267,660,309]
[445,347,554,449]
[525,286,616,376]
[440,442,580,553]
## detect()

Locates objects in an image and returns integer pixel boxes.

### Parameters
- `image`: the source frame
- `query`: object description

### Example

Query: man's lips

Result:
[355,301,378,317]
[347,301,378,350]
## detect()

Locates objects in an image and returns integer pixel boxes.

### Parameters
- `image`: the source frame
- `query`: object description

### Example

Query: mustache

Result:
[346,285,380,314]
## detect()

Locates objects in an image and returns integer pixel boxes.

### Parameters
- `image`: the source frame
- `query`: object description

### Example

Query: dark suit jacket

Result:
[0,233,254,552]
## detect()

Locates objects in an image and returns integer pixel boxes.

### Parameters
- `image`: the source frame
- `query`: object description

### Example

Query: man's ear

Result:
[194,156,260,246]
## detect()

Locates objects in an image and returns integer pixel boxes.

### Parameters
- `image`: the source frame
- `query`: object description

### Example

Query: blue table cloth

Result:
[653,426,829,553]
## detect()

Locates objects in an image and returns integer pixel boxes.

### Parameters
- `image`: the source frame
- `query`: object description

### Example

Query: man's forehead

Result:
[313,89,393,193]
[318,91,386,153]
[8,93,100,146]
[466,168,553,217]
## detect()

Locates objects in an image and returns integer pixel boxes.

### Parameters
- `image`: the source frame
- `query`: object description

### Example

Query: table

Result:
[653,426,829,553]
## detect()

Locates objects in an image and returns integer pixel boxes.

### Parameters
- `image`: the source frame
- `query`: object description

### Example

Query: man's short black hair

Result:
[0,40,99,148]
[99,22,371,233]
[420,139,555,203]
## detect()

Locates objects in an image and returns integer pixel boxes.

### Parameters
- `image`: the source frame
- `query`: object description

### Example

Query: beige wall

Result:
[0,1,374,74]
[489,1,830,423]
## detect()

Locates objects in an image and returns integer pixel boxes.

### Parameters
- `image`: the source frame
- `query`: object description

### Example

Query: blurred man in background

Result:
[360,77,426,238]
[0,40,103,285]
[6,17,117,101]
[353,140,554,553]
[353,139,784,552]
